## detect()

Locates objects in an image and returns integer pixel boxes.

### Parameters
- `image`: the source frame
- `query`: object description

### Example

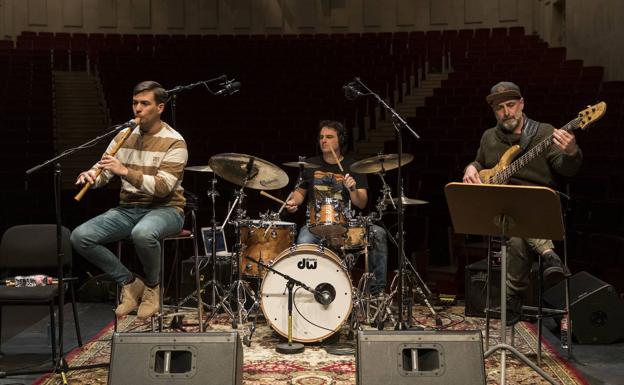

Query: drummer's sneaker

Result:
[137,284,160,319]
[115,278,145,317]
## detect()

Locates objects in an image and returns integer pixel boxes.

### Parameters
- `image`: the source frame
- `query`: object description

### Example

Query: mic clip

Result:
[343,81,364,100]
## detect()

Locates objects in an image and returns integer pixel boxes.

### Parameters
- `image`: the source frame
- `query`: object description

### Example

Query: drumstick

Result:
[329,146,344,173]
[330,146,355,192]
[260,190,289,238]
[260,190,286,205]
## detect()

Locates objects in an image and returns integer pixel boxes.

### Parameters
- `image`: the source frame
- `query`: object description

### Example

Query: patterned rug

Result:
[33,306,588,385]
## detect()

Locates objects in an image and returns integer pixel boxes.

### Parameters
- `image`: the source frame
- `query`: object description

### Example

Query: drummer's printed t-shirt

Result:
[301,155,368,205]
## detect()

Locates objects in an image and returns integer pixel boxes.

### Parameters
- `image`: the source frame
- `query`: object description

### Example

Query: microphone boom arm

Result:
[165,75,239,99]
[244,255,323,298]
[352,77,420,140]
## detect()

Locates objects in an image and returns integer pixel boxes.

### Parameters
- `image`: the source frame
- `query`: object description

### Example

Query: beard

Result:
[497,114,522,133]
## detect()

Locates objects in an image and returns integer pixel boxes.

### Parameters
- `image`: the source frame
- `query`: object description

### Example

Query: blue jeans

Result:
[71,205,184,286]
[297,224,388,294]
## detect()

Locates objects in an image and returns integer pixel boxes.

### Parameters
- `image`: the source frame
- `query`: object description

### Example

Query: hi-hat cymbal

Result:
[185,165,213,173]
[208,153,288,190]
[350,153,414,174]
[384,196,429,206]
[282,161,320,169]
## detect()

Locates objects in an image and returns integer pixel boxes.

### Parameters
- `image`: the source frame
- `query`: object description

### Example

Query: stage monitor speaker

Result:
[544,271,624,344]
[356,330,485,385]
[108,332,242,385]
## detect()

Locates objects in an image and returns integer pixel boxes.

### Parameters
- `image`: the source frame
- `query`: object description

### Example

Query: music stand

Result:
[445,182,566,385]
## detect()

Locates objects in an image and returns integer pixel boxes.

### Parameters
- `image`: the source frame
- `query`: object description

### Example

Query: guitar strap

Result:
[518,115,539,153]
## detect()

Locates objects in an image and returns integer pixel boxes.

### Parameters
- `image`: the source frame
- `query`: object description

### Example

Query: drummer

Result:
[285,120,388,296]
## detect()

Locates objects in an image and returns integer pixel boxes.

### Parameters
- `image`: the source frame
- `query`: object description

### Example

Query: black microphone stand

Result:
[164,75,240,330]
[166,75,238,132]
[346,77,421,330]
[245,255,330,354]
[12,120,136,379]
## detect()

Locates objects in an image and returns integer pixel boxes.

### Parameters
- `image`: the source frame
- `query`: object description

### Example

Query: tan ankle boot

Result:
[115,278,145,317]
[137,285,160,319]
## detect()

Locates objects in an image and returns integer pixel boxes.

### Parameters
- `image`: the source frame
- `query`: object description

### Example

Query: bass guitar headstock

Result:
[578,102,607,130]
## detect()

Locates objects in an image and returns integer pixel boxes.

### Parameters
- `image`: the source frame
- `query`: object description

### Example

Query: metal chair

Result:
[0,224,83,362]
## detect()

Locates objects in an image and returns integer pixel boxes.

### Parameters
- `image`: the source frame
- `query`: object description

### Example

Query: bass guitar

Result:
[479,102,606,184]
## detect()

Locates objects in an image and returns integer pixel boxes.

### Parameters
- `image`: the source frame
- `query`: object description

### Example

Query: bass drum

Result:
[260,244,353,343]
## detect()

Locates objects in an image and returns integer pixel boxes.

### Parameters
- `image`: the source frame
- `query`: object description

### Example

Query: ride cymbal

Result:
[384,196,428,205]
[208,153,288,190]
[350,153,414,174]
[282,161,320,169]
[184,165,213,173]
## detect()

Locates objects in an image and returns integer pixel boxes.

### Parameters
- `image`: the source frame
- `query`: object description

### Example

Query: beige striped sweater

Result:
[92,122,187,211]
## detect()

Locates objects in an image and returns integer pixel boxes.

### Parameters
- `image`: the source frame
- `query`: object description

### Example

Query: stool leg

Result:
[485,236,493,348]
[562,235,573,359]
[537,253,544,365]
[190,210,203,331]
[114,241,122,333]
[159,239,165,332]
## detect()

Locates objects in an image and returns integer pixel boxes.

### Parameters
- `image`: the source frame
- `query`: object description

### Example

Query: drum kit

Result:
[182,152,431,346]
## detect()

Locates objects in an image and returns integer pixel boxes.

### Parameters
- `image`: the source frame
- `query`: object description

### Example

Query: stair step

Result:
[354,72,448,158]
[54,71,109,185]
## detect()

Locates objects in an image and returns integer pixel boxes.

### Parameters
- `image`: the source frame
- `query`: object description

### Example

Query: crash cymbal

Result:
[350,153,414,174]
[282,161,321,169]
[208,153,289,190]
[384,196,429,205]
[185,165,213,173]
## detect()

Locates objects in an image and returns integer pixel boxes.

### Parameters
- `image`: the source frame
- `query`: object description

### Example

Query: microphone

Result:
[125,118,139,129]
[117,118,140,130]
[215,80,241,96]
[319,291,333,306]
[343,82,363,100]
[314,283,335,306]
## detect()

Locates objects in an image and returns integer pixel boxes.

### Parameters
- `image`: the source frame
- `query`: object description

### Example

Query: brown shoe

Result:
[137,285,160,319]
[115,278,145,317]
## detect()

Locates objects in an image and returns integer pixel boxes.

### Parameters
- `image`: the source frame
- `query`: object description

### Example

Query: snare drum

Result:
[260,244,353,343]
[308,197,347,237]
[239,220,295,278]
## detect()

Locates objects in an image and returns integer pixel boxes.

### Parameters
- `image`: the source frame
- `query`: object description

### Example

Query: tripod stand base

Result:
[485,343,559,385]
[276,342,304,354]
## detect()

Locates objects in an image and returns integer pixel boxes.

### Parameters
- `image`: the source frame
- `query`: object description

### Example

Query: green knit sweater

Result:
[468,121,583,188]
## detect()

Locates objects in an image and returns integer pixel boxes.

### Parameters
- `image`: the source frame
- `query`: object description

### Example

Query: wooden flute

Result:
[74,118,140,201]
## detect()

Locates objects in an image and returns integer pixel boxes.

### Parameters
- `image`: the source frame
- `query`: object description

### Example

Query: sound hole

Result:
[154,350,193,374]
[402,348,440,372]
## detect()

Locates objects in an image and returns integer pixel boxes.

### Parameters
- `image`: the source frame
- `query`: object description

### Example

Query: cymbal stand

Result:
[348,77,421,329]
[373,167,441,327]
[179,171,235,329]
[349,164,397,329]
[208,158,259,329]
[380,218,442,328]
